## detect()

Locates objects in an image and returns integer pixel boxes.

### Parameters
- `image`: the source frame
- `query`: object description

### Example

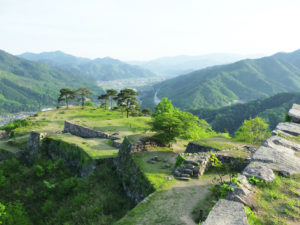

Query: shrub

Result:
[175,154,185,168]
[235,117,270,145]
[84,101,95,107]
[34,165,45,177]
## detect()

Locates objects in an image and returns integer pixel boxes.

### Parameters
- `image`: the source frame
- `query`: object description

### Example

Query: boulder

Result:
[273,122,300,137]
[227,175,255,208]
[203,199,249,225]
[288,104,300,123]
[242,163,275,182]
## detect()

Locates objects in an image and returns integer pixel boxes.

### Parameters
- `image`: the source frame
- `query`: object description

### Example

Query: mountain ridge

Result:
[146,49,300,111]
[19,51,157,81]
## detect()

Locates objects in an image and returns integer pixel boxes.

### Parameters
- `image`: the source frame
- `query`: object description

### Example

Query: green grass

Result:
[132,147,177,190]
[252,174,300,225]
[72,116,152,139]
[192,136,252,158]
[51,133,118,159]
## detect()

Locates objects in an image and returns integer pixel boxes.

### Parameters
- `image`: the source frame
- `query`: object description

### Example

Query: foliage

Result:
[57,88,76,109]
[148,51,300,111]
[0,202,5,225]
[0,155,134,225]
[20,51,156,81]
[84,100,94,107]
[193,92,300,134]
[247,176,264,185]
[151,98,215,145]
[106,89,118,109]
[244,206,262,225]
[0,50,101,114]
[252,175,300,224]
[0,119,31,135]
[76,88,91,108]
[175,154,185,168]
[117,89,139,118]
[235,117,270,145]
[1,201,31,225]
[142,108,152,116]
[209,183,234,200]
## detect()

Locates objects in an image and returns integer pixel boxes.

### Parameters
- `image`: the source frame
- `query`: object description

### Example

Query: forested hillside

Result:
[0,50,102,114]
[192,92,300,134]
[150,49,300,111]
[19,51,157,81]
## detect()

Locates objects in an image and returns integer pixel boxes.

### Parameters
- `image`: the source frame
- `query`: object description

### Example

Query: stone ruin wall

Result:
[202,104,300,225]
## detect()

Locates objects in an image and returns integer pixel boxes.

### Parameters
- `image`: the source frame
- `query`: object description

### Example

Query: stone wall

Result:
[203,104,300,224]
[114,137,155,204]
[185,142,219,153]
[64,120,110,138]
[64,120,122,148]
[41,137,96,177]
[26,131,48,157]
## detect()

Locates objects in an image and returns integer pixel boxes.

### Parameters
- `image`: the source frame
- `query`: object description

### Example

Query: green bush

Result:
[235,117,270,145]
[1,201,31,225]
[0,119,32,136]
[84,101,95,107]
[34,165,45,177]
[209,183,234,200]
[175,154,185,168]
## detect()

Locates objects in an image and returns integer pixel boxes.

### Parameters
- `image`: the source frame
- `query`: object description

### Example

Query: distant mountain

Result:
[19,51,157,81]
[143,49,300,111]
[192,92,300,134]
[129,53,264,77]
[0,50,102,114]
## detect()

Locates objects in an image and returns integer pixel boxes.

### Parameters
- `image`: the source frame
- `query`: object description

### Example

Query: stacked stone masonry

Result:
[63,120,122,148]
[203,104,300,224]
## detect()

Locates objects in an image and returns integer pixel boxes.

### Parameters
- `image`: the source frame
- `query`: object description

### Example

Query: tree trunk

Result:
[66,97,69,109]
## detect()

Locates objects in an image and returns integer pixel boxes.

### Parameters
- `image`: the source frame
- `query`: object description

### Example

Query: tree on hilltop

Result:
[98,94,109,110]
[116,89,139,118]
[235,117,270,145]
[151,97,215,145]
[57,88,76,109]
[106,89,118,110]
[76,88,92,108]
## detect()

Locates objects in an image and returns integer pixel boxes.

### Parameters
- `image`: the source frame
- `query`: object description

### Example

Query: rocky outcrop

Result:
[272,122,300,137]
[42,137,95,177]
[288,103,300,123]
[114,137,155,204]
[204,105,300,225]
[202,199,249,225]
[227,175,255,208]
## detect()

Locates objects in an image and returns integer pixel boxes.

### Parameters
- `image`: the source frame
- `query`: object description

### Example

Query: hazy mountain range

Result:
[142,49,300,110]
[129,53,265,77]
[19,51,156,81]
[0,50,102,113]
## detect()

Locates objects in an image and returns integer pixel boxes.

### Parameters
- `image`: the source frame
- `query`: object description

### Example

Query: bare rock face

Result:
[226,175,255,208]
[202,199,249,225]
[288,103,300,123]
[243,163,275,182]
[245,136,300,178]
[272,122,300,137]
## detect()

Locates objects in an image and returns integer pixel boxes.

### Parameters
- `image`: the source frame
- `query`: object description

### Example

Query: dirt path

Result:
[116,176,214,225]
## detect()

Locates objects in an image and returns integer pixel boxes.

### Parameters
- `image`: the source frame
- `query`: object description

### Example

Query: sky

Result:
[1,0,300,61]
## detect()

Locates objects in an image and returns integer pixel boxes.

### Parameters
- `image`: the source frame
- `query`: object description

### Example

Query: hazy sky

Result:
[1,0,300,60]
